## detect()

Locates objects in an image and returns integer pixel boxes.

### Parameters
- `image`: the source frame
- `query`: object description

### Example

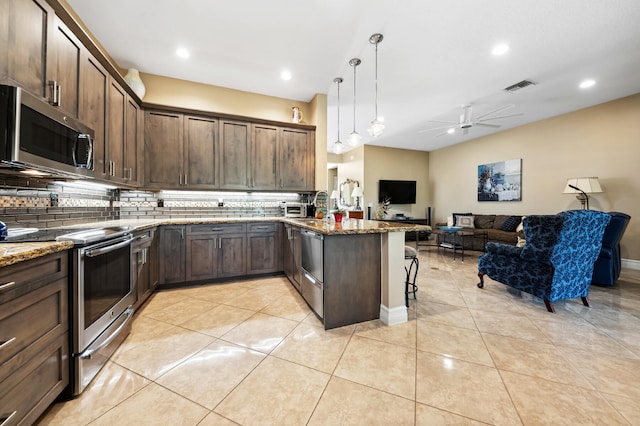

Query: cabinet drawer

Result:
[0,252,68,304]
[188,224,246,235]
[247,223,277,233]
[0,334,69,426]
[0,277,68,382]
[133,228,156,248]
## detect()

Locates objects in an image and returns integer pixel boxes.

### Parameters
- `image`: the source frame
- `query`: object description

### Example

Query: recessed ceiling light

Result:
[281,70,292,81]
[492,44,510,56]
[579,79,596,89]
[176,48,190,59]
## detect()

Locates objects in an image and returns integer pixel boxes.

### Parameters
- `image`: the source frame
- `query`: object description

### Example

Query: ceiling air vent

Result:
[504,79,537,93]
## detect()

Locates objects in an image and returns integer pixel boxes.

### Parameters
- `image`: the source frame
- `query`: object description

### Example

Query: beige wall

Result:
[309,94,328,191]
[140,73,312,124]
[364,146,430,219]
[429,93,640,261]
[329,145,430,218]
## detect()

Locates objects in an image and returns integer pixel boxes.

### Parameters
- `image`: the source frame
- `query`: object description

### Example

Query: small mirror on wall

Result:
[340,178,359,207]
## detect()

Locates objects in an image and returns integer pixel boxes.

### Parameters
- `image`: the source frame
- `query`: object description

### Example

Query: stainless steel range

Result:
[2,226,135,396]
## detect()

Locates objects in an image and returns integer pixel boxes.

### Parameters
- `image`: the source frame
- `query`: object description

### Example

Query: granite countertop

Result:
[0,217,431,267]
[0,241,74,268]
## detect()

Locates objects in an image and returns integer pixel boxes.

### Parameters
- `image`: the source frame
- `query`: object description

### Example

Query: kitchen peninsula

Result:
[1,218,429,329]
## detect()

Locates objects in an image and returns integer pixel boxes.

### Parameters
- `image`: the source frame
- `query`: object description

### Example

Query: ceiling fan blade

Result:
[428,119,459,125]
[418,124,459,133]
[473,122,501,128]
[474,104,515,120]
[434,130,450,138]
[476,112,523,122]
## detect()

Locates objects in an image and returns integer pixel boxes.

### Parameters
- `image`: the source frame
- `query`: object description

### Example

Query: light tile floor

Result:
[38,248,640,425]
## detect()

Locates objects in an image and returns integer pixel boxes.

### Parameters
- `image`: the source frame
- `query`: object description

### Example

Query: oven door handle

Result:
[84,236,133,258]
[79,307,134,360]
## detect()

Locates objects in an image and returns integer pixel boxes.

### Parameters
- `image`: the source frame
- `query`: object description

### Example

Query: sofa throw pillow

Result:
[453,212,472,226]
[456,215,475,228]
[492,215,511,229]
[500,215,522,232]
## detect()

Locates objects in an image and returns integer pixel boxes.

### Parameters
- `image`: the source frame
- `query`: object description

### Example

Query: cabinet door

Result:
[251,124,277,189]
[107,80,126,182]
[184,115,218,188]
[124,96,141,185]
[159,226,186,284]
[185,234,219,282]
[218,233,246,278]
[247,224,279,275]
[219,120,250,189]
[279,128,309,190]
[5,0,54,98]
[79,52,108,179]
[49,16,81,117]
[145,110,184,188]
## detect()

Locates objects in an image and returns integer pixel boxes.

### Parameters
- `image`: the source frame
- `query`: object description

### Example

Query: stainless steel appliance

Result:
[0,84,94,178]
[300,229,324,317]
[283,203,307,218]
[1,226,134,396]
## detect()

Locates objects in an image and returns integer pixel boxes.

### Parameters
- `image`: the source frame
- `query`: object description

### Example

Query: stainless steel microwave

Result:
[0,84,94,178]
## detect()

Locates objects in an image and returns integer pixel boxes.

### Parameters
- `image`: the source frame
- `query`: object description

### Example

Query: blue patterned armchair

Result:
[477,210,610,312]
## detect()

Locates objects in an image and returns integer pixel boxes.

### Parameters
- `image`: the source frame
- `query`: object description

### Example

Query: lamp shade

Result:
[330,190,339,200]
[351,186,363,198]
[563,177,603,194]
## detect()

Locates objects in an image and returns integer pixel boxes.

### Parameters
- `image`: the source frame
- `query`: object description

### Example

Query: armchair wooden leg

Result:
[477,272,485,288]
[581,296,591,307]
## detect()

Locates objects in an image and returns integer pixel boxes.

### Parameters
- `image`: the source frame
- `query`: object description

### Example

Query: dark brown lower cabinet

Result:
[159,224,249,286]
[0,251,69,426]
[247,223,281,275]
[133,228,158,310]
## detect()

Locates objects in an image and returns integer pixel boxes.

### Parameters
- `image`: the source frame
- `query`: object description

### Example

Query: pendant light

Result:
[348,58,362,146]
[333,77,344,154]
[368,33,385,137]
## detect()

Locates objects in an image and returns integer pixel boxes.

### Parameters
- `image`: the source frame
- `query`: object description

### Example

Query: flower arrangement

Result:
[333,207,345,215]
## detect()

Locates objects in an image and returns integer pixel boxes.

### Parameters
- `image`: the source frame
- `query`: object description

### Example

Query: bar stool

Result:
[404,246,419,307]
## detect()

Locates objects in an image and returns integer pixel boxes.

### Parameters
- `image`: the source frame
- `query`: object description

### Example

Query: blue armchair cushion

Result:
[519,215,564,262]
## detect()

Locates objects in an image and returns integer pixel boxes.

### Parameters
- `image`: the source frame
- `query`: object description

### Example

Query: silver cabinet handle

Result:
[0,337,16,351]
[85,237,133,257]
[218,237,222,249]
[0,411,17,426]
[0,281,17,291]
[184,173,188,186]
[48,80,59,106]
[80,308,134,359]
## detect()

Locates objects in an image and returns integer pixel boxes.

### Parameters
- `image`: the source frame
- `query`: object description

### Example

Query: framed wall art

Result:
[478,159,522,202]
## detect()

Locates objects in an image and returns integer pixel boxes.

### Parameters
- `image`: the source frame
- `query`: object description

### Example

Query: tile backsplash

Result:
[0,176,303,228]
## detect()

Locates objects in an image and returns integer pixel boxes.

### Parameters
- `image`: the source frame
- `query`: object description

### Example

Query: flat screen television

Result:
[378,180,417,204]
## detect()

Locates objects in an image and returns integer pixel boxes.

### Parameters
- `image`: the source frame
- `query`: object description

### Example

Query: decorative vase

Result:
[334,213,343,223]
[124,68,146,99]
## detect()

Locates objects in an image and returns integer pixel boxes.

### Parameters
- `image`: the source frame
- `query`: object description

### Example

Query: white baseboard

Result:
[379,304,408,326]
[622,258,640,270]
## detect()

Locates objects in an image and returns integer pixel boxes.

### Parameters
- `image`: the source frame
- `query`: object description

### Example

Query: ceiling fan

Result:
[419,104,522,137]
